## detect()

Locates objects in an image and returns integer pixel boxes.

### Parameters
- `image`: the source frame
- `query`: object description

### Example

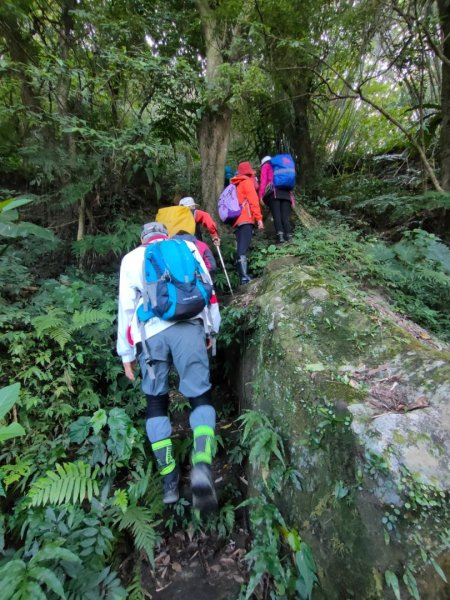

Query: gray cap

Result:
[141,222,168,241]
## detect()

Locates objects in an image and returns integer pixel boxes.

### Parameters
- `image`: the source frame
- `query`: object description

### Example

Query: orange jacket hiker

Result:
[230,174,263,228]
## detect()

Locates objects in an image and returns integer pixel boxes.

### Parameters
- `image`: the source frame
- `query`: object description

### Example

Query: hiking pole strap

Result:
[216,246,234,296]
[139,320,155,379]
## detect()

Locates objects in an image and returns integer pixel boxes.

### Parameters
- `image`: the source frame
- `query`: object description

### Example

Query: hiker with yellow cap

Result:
[179,197,220,246]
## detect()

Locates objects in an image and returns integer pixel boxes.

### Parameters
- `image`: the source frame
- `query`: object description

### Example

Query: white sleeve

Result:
[187,241,221,334]
[207,294,221,335]
[116,255,139,363]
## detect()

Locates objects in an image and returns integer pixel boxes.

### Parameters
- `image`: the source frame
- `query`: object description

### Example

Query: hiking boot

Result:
[276,232,285,244]
[162,467,180,504]
[285,233,293,242]
[191,462,217,513]
[237,255,252,285]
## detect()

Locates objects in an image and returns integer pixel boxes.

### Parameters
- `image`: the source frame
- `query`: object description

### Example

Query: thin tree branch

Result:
[307,49,444,192]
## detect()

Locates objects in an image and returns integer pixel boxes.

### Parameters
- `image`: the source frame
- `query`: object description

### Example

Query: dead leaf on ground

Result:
[366,363,391,377]
[155,581,172,592]
[407,396,430,410]
[219,557,237,566]
[418,332,431,340]
[155,552,167,564]
[371,395,430,418]
[186,524,195,542]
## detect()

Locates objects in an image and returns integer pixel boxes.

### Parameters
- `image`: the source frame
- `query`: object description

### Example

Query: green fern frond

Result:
[116,505,161,567]
[72,219,140,258]
[355,192,450,225]
[2,459,32,489]
[32,309,72,349]
[127,464,159,505]
[414,269,450,289]
[113,489,129,513]
[70,308,114,331]
[50,327,72,349]
[28,461,100,507]
[126,562,146,600]
[355,193,399,213]
[32,308,66,336]
[238,410,286,470]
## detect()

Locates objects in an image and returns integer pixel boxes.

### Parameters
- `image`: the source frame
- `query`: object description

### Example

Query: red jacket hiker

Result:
[194,209,219,240]
[179,197,220,245]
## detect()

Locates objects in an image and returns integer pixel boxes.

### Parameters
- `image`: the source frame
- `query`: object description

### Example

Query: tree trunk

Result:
[195,0,232,215]
[279,69,318,195]
[291,92,318,195]
[0,13,40,115]
[198,107,232,216]
[438,0,450,190]
[57,0,85,239]
[77,196,86,241]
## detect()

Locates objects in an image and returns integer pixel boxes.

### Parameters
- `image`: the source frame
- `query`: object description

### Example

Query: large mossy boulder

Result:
[237,257,450,599]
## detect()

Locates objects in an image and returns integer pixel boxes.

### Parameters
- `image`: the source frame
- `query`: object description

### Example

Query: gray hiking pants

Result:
[138,320,211,399]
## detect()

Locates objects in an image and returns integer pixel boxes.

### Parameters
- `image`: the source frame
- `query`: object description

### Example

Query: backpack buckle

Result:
[145,355,155,379]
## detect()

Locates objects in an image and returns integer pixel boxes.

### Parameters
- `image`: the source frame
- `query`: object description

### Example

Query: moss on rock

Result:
[237,260,450,599]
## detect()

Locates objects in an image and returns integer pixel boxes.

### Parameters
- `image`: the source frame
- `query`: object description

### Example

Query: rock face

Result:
[237,257,450,599]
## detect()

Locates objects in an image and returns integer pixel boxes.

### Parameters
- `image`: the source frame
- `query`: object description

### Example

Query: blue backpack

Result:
[136,239,213,323]
[271,154,296,190]
[218,184,242,224]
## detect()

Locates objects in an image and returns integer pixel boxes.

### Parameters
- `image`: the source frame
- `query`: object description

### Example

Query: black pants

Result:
[235,223,254,257]
[269,197,291,237]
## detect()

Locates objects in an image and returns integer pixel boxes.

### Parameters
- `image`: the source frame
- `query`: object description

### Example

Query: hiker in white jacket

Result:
[117,222,221,512]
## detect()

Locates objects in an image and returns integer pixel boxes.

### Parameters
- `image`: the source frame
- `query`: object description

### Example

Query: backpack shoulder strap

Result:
[142,243,163,312]
[147,241,166,279]
[176,239,192,283]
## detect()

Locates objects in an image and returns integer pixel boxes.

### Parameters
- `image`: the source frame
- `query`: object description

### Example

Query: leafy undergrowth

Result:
[317,171,450,238]
[249,220,450,343]
[0,244,319,599]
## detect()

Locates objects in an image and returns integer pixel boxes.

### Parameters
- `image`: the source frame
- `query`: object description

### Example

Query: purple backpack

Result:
[218,184,242,224]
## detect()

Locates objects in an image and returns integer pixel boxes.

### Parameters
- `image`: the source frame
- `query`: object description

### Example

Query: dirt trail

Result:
[139,387,250,599]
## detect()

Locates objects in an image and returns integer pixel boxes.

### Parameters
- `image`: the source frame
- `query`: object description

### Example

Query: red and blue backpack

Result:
[271,154,296,190]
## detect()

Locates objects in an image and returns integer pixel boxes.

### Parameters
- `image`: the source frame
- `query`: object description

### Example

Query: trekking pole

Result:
[215,245,234,296]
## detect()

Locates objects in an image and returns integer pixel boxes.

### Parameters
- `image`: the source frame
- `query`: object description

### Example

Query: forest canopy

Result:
[1,0,450,230]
